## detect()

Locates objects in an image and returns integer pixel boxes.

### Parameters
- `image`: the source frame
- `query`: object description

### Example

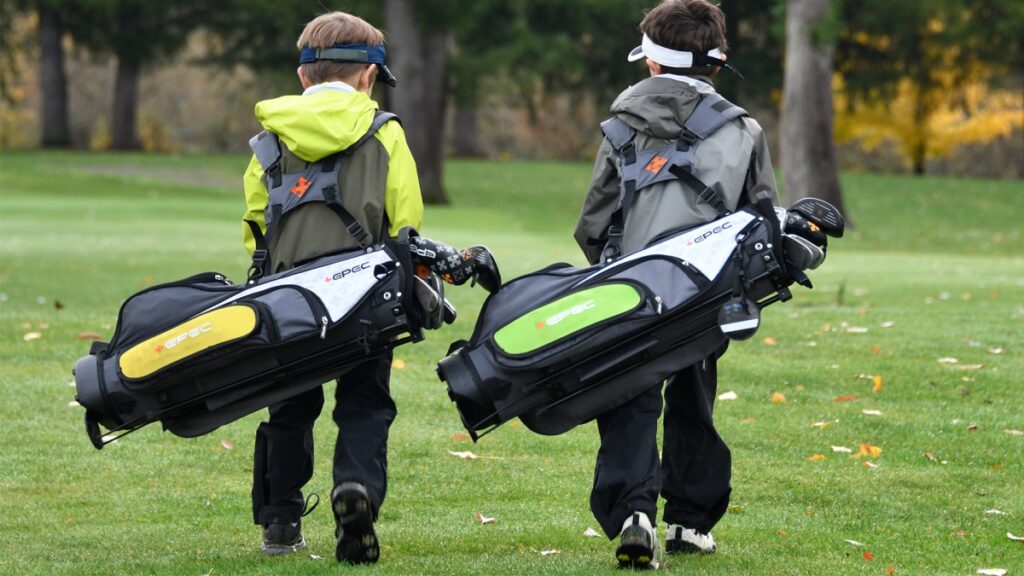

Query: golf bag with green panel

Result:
[438,194,842,440]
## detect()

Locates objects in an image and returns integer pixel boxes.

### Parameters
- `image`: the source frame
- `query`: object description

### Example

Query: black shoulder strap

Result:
[245,219,270,284]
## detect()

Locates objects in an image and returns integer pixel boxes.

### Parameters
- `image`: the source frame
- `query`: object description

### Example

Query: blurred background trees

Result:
[1,0,1021,204]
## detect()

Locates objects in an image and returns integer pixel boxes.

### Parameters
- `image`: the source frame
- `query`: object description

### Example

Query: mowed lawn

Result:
[0,150,1022,576]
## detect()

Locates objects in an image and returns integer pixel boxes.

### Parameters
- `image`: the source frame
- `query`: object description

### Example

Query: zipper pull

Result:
[320,316,328,339]
[655,295,663,315]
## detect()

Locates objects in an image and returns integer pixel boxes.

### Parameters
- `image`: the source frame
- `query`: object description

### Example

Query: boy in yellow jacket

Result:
[241,11,496,564]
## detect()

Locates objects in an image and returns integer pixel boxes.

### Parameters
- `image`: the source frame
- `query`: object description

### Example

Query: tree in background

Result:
[36,1,69,147]
[781,0,844,214]
[836,0,1024,175]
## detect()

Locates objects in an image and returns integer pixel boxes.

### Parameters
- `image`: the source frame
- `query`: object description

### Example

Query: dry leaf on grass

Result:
[474,513,496,524]
[938,357,959,364]
[771,392,787,404]
[862,409,883,416]
[1007,532,1024,542]
[881,321,896,328]
[831,445,853,453]
[863,551,875,560]
[68,400,81,408]
[984,509,1008,516]
[845,326,869,333]
[76,331,103,341]
[835,395,860,402]
[310,553,323,560]
[862,461,879,468]
[844,539,865,546]
[220,439,234,450]
[451,432,471,441]
[583,527,601,538]
[808,454,828,461]
[449,450,477,460]
[1005,429,1024,436]
[392,358,406,369]
[23,332,42,341]
[872,375,884,393]
[989,347,1005,355]
[811,421,830,429]
[852,444,882,459]
[540,549,560,556]
[924,452,936,461]
[887,565,896,575]
[976,569,1007,576]
[718,391,738,401]
[762,337,777,346]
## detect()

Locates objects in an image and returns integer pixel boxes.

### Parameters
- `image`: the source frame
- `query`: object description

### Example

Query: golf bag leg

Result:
[252,385,325,524]
[331,351,396,518]
[660,345,732,533]
[590,384,663,538]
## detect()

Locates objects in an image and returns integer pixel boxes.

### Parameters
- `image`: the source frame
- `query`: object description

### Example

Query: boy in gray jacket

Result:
[573,0,778,567]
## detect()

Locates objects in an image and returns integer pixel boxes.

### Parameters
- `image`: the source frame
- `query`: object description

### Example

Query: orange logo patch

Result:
[290,177,312,197]
[644,155,668,174]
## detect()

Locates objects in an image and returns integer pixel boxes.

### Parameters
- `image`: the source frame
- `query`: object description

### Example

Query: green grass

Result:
[1,150,1022,575]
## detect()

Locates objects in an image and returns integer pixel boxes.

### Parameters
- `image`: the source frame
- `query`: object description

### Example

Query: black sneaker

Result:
[615,512,660,569]
[665,524,717,555]
[261,520,306,556]
[332,482,380,564]
[259,492,319,556]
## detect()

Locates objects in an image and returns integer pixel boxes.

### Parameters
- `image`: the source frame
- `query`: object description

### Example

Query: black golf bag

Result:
[439,195,813,440]
[75,231,447,449]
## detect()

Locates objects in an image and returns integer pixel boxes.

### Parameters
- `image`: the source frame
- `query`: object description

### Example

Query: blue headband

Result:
[298,44,397,87]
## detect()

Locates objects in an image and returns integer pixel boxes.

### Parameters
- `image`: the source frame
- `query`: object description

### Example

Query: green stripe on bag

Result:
[494,283,642,355]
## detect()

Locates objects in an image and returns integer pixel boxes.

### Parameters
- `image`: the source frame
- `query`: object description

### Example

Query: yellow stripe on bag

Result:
[119,306,258,380]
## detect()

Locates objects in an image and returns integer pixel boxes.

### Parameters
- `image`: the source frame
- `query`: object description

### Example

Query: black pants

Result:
[590,342,731,538]
[252,351,395,525]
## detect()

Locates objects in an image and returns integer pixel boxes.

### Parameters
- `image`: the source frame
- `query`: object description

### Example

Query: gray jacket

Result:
[574,75,778,264]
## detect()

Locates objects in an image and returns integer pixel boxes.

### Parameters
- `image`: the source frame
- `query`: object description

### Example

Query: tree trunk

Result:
[451,107,483,158]
[38,5,70,147]
[111,57,141,150]
[386,0,450,204]
[781,0,845,216]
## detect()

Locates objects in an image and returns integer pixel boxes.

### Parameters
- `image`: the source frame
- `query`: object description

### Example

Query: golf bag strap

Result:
[245,219,270,283]
[249,130,283,187]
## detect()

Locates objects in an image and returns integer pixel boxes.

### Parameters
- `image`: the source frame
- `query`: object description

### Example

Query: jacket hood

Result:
[609,76,713,140]
[254,89,379,162]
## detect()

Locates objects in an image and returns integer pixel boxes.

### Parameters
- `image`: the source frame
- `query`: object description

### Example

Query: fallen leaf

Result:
[924,452,936,461]
[68,400,80,408]
[862,461,879,468]
[23,332,42,341]
[309,553,323,560]
[540,549,560,556]
[583,527,601,538]
[881,321,895,328]
[984,509,1008,516]
[937,357,959,364]
[54,299,64,310]
[76,331,103,341]
[831,445,853,453]
[449,450,477,460]
[872,375,884,393]
[795,385,806,392]
[953,364,984,371]
[954,529,968,537]
[762,337,778,346]
[777,529,789,537]
[718,391,738,401]
[989,347,1005,355]
[392,358,406,369]
[808,454,828,461]
[976,569,1007,576]
[862,409,883,416]
[811,421,830,429]
[220,439,234,450]
[1005,429,1024,436]
[852,444,882,459]
[844,539,865,546]
[887,565,896,575]
[863,551,875,560]
[451,432,470,441]
[1008,532,1024,542]
[846,326,869,334]
[962,292,972,301]
[968,424,979,432]
[871,345,881,356]
[741,417,755,424]
[835,395,860,402]
[474,513,496,524]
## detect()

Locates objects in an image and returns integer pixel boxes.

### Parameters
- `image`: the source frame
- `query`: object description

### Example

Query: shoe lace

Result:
[301,492,320,517]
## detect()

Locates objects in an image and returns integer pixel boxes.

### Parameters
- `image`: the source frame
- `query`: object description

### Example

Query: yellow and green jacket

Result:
[242,84,423,272]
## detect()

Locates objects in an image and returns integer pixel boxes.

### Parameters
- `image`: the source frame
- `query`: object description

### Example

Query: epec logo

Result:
[687,221,733,246]
[536,300,596,330]
[325,261,371,282]
[156,322,212,352]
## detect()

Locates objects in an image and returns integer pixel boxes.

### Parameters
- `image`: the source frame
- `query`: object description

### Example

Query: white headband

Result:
[627,33,723,68]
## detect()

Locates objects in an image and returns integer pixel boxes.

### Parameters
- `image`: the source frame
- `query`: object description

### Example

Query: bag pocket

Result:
[119,304,260,384]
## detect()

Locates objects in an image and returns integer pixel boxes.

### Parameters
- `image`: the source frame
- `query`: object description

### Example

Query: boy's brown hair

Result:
[297,12,385,84]
[640,0,728,77]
